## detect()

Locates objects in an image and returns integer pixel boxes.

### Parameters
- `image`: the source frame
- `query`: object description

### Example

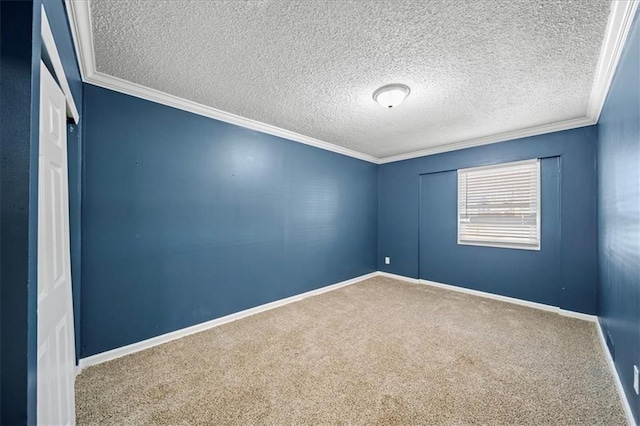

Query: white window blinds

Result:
[458,159,540,250]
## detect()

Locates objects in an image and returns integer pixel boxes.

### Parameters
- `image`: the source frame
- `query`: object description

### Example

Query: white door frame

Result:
[38,6,80,425]
[38,60,77,426]
[41,6,79,124]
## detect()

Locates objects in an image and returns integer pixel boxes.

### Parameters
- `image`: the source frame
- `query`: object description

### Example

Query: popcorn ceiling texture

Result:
[90,0,611,158]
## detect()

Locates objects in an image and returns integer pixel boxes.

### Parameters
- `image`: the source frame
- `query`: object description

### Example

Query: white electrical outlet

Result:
[384,257,390,265]
[634,365,639,395]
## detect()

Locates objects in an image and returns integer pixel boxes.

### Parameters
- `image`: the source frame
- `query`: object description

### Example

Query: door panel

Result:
[38,61,76,426]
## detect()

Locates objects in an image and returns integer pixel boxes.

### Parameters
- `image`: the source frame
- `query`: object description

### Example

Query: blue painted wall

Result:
[597,8,640,424]
[42,0,84,361]
[418,157,562,306]
[379,126,598,314]
[81,84,378,357]
[0,1,42,423]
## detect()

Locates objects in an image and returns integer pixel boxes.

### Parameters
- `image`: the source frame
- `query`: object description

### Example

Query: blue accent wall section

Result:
[597,9,640,424]
[0,1,42,423]
[379,126,598,314]
[418,158,561,306]
[81,84,378,358]
[42,0,84,362]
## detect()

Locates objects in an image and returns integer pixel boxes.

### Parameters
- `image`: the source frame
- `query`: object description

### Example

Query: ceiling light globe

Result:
[373,84,410,108]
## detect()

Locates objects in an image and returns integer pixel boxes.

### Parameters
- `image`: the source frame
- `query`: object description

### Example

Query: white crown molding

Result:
[86,71,380,163]
[377,116,595,164]
[64,0,94,82]
[379,0,640,164]
[588,0,640,123]
[65,0,638,165]
[64,0,378,164]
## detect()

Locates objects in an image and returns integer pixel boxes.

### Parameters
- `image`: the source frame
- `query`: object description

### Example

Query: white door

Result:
[37,61,76,426]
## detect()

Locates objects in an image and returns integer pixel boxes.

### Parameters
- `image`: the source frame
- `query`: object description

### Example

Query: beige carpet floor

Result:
[76,276,626,425]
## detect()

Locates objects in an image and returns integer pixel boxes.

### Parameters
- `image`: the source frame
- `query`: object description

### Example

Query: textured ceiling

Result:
[89,0,611,158]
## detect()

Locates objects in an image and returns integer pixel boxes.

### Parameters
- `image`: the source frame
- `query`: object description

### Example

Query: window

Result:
[458,159,540,250]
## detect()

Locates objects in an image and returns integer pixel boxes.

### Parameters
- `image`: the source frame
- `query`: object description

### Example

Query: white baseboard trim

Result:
[556,308,598,322]
[377,271,420,284]
[77,269,632,424]
[378,271,596,322]
[77,270,597,372]
[596,321,637,426]
[379,272,632,423]
[78,271,378,371]
[420,279,597,322]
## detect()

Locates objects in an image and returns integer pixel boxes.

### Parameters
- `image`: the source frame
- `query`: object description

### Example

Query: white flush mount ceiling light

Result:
[373,84,410,109]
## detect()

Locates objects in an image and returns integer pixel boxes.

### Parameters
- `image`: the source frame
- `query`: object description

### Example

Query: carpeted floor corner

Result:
[75,276,627,425]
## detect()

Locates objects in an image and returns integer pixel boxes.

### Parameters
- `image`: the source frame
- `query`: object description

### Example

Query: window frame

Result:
[457,159,541,251]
